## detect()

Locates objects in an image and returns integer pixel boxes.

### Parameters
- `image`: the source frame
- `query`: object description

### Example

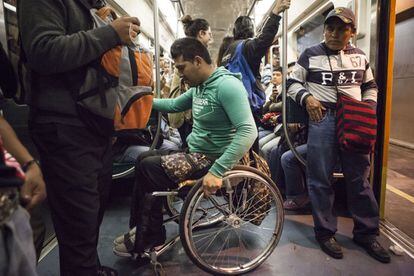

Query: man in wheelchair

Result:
[113,37,257,257]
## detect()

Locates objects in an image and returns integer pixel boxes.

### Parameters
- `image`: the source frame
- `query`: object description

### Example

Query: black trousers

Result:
[30,122,112,276]
[129,150,210,232]
[129,150,176,229]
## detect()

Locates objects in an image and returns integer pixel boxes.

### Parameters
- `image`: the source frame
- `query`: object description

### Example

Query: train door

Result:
[380,0,414,253]
[271,0,413,256]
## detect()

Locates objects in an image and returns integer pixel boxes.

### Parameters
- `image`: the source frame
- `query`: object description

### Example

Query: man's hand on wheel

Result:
[202,172,222,197]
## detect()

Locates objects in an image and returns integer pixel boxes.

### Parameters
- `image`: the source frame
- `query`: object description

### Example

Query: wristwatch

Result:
[22,159,40,172]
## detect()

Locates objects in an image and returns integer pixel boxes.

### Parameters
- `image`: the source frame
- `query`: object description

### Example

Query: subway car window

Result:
[0,0,413,275]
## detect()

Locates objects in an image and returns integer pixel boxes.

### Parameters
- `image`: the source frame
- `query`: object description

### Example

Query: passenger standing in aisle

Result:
[1,41,45,276]
[287,7,390,263]
[221,0,291,122]
[18,0,140,275]
[221,0,290,152]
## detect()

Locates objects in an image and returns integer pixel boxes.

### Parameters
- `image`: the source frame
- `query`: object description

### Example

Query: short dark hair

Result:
[233,16,254,39]
[273,67,283,73]
[170,37,212,64]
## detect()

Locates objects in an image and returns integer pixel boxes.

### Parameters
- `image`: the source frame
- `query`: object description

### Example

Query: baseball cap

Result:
[325,7,355,26]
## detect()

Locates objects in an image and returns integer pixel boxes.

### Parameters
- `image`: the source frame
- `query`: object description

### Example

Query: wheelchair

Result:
[132,164,285,275]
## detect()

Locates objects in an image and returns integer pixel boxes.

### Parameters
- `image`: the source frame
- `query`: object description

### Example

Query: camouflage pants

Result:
[161,152,213,184]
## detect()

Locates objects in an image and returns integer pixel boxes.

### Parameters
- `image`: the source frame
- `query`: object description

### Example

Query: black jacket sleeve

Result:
[0,43,17,98]
[243,14,281,77]
[18,0,121,75]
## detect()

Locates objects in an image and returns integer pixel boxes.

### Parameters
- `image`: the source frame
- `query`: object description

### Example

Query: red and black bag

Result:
[326,54,377,154]
[336,94,377,154]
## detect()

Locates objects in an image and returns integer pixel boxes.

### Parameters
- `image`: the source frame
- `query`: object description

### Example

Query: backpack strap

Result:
[229,40,246,63]
[127,48,138,86]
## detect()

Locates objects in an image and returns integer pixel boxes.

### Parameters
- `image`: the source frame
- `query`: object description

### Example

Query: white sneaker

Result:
[113,227,136,246]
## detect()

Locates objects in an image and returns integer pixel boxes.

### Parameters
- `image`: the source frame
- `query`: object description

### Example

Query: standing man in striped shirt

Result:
[287,7,390,263]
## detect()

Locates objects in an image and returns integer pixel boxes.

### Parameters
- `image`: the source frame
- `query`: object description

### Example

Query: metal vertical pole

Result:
[281,9,307,166]
[175,2,180,38]
[150,0,162,150]
[352,0,359,46]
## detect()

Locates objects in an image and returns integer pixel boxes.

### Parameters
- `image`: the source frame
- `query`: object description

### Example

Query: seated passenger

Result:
[113,117,181,164]
[268,123,307,193]
[113,38,257,257]
[264,67,283,102]
[259,76,283,160]
[281,144,309,210]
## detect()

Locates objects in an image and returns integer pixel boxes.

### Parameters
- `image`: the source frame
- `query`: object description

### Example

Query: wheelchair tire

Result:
[179,165,284,275]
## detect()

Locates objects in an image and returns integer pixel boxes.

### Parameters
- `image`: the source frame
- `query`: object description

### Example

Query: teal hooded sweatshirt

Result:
[153,67,257,177]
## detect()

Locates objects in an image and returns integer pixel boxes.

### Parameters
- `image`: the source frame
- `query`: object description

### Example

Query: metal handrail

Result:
[150,0,163,151]
[247,0,260,17]
[281,9,306,166]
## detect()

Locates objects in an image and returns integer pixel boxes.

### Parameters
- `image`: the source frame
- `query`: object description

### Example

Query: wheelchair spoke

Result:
[240,206,276,227]
[236,228,250,266]
[238,191,272,220]
[208,196,230,216]
[238,227,269,245]
[182,169,284,275]
[242,197,273,219]
[197,225,233,257]
[212,229,232,266]
[233,183,266,215]
[234,179,249,214]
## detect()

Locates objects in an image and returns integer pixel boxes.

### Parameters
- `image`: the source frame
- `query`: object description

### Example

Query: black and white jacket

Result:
[287,42,378,107]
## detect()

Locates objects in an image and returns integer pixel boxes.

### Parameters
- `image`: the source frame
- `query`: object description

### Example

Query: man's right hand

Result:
[110,17,140,45]
[20,163,46,211]
[273,0,291,15]
[305,95,326,122]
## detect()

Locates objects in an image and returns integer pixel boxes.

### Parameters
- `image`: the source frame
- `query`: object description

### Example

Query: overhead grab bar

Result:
[247,0,259,17]
[281,9,307,166]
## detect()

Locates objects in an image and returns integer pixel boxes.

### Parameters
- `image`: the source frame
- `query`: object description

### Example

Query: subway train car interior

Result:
[1,0,414,275]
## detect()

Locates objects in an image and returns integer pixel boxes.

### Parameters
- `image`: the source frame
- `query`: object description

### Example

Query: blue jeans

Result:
[281,144,307,199]
[258,127,273,140]
[261,136,280,161]
[307,111,379,241]
[268,145,285,193]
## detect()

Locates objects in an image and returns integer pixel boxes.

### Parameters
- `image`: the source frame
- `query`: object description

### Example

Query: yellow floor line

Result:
[387,184,414,204]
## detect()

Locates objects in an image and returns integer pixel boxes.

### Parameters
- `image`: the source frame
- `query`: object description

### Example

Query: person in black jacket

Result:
[0,42,17,99]
[18,0,140,275]
[221,0,290,152]
[221,0,290,91]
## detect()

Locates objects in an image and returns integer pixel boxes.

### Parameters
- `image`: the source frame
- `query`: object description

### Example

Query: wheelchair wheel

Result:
[166,190,225,228]
[179,165,284,275]
[165,194,183,218]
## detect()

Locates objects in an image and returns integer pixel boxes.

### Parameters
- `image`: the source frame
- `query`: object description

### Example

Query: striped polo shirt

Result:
[287,42,378,107]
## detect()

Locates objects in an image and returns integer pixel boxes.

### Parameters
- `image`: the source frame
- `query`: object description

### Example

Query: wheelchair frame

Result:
[137,165,285,275]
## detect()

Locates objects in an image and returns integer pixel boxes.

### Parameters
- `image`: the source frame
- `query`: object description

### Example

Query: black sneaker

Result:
[353,238,391,263]
[318,237,343,259]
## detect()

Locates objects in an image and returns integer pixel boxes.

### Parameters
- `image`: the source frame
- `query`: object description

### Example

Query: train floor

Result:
[37,195,414,276]
[385,144,414,238]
